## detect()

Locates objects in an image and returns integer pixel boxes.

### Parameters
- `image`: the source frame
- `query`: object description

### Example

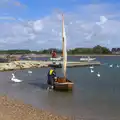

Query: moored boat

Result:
[50,56,63,61]
[80,56,96,61]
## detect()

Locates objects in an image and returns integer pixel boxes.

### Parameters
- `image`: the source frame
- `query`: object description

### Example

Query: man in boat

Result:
[47,67,57,89]
[51,50,57,58]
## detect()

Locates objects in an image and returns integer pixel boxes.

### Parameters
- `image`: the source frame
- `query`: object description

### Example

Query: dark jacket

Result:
[47,69,56,85]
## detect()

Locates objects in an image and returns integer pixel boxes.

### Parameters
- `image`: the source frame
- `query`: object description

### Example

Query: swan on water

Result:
[90,69,94,73]
[109,64,113,67]
[97,72,100,77]
[28,70,32,74]
[117,65,119,67]
[11,73,22,83]
[90,66,94,69]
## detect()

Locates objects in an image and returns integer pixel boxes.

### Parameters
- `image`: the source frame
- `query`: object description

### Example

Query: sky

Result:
[0,0,120,50]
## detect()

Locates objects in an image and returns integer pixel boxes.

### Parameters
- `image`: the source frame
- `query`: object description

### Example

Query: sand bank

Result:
[0,60,49,71]
[0,95,69,120]
[0,60,101,71]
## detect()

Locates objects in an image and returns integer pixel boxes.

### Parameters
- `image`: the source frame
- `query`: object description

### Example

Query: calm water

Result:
[0,56,120,119]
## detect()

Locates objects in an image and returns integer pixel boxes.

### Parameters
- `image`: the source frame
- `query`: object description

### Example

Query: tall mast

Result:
[62,14,67,79]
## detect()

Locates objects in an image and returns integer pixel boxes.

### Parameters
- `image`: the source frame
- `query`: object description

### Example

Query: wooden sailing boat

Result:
[53,14,74,91]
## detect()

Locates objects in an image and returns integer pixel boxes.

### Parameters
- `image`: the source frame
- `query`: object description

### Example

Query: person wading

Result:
[47,67,57,89]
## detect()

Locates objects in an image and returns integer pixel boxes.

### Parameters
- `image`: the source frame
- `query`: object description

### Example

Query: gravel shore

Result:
[0,95,70,120]
[0,60,50,71]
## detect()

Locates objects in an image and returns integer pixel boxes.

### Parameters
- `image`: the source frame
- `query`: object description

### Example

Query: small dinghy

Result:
[53,14,74,91]
[53,77,74,91]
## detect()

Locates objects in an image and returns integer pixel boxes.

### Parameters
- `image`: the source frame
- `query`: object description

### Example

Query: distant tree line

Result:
[68,45,111,54]
[0,45,112,55]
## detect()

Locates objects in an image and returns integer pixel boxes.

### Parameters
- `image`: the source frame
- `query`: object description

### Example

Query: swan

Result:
[90,69,94,73]
[117,65,119,67]
[109,64,113,68]
[28,70,32,74]
[11,73,22,83]
[90,66,94,69]
[97,72,100,77]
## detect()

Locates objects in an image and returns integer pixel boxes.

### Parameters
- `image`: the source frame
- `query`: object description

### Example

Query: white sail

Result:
[62,14,67,79]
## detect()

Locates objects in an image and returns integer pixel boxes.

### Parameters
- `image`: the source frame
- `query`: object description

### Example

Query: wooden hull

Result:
[53,77,74,91]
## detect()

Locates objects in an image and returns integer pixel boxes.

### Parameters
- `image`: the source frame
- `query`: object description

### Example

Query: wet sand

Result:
[0,95,69,120]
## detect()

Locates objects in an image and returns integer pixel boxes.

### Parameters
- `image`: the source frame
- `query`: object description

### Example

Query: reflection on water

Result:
[0,56,120,119]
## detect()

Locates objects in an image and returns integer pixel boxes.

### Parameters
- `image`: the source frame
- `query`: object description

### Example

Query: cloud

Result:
[0,0,27,16]
[0,0,26,7]
[0,3,120,50]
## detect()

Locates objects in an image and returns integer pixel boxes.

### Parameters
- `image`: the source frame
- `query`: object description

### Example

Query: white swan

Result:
[11,73,22,83]
[90,66,94,69]
[109,64,113,68]
[97,72,100,77]
[90,69,94,73]
[28,70,32,74]
[117,65,119,68]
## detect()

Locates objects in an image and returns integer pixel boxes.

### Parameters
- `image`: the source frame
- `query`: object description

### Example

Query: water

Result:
[0,56,120,119]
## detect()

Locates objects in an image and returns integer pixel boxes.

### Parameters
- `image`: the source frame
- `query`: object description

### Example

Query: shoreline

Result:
[27,54,120,57]
[0,60,101,72]
[0,54,120,58]
[0,95,69,120]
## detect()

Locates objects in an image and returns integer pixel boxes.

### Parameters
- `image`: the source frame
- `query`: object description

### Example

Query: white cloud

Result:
[33,20,43,32]
[0,3,120,49]
[0,0,25,7]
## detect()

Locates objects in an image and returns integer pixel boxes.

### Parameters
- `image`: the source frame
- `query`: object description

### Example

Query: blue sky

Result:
[13,0,120,19]
[0,0,120,50]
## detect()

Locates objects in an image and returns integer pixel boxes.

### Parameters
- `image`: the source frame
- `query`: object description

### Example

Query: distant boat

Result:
[50,56,63,61]
[20,55,31,60]
[80,56,96,62]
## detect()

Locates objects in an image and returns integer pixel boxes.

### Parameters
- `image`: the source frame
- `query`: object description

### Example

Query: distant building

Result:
[111,48,120,54]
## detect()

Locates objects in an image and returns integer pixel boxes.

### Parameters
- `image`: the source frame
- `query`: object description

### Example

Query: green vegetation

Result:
[0,45,112,55]
[68,45,111,54]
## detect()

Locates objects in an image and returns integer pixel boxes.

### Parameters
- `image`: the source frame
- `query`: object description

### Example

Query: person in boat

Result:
[51,50,57,58]
[47,67,57,89]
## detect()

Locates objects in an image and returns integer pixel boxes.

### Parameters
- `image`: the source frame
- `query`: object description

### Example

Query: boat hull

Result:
[53,77,74,91]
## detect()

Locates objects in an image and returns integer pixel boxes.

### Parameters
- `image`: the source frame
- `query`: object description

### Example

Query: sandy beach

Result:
[0,95,69,120]
[0,60,49,71]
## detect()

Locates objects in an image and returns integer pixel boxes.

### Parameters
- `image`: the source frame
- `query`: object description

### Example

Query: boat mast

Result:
[62,14,67,79]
